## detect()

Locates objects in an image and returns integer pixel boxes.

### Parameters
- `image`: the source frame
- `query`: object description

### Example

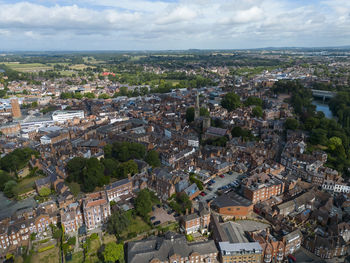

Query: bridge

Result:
[311,89,336,101]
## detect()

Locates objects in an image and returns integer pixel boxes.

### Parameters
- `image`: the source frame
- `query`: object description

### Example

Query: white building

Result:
[52,110,84,123]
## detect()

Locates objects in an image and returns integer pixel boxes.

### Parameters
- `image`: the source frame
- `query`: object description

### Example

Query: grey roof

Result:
[212,191,251,208]
[183,183,199,197]
[127,232,217,263]
[221,222,249,243]
[219,242,262,255]
[105,178,130,190]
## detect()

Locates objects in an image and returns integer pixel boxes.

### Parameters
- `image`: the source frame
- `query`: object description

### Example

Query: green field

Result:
[31,246,60,263]
[3,62,53,72]
[14,175,44,195]
[121,211,151,238]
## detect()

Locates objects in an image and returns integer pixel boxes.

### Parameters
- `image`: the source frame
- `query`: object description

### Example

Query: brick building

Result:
[82,191,111,230]
[242,173,284,204]
[181,202,210,235]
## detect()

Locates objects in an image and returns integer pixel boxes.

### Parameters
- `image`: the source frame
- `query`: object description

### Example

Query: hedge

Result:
[38,244,55,253]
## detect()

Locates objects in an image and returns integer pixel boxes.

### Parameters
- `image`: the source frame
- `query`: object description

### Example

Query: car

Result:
[174,213,180,217]
[150,216,156,221]
[153,220,161,226]
[210,179,216,184]
[156,204,161,208]
[200,192,206,196]
[228,171,233,175]
[152,206,155,211]
[219,174,225,178]
[207,187,213,191]
[167,210,174,215]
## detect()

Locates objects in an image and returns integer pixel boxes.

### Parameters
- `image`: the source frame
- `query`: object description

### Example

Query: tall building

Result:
[10,98,21,118]
[194,92,200,120]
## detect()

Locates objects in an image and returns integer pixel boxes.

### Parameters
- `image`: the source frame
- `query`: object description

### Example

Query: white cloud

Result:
[0,0,349,50]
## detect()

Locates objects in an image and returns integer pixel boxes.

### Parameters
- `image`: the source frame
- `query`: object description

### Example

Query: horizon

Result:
[0,0,349,51]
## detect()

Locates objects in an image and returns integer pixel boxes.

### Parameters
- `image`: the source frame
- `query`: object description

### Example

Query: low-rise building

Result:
[218,242,263,263]
[127,232,218,263]
[82,191,111,230]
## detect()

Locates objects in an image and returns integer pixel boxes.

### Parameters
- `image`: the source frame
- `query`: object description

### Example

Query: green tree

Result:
[252,106,263,118]
[285,118,299,130]
[38,187,51,197]
[244,96,263,107]
[106,211,130,238]
[221,92,241,111]
[145,150,161,168]
[116,160,138,179]
[200,107,210,117]
[98,94,110,99]
[84,92,95,99]
[134,189,152,219]
[0,171,12,191]
[102,242,124,263]
[186,107,195,122]
[4,180,17,198]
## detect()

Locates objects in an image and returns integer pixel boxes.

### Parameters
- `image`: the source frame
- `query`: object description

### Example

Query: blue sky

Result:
[0,0,349,51]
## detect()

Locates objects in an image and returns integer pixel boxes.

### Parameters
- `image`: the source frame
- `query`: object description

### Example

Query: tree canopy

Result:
[134,189,153,220]
[221,92,241,111]
[0,147,38,173]
[102,242,124,263]
[244,96,263,107]
[252,106,263,118]
[145,150,161,168]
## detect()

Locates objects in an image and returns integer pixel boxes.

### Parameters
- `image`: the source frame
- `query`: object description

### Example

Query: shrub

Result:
[90,233,98,240]
[38,244,55,253]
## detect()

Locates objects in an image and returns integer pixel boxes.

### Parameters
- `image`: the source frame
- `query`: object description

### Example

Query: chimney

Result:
[191,206,194,214]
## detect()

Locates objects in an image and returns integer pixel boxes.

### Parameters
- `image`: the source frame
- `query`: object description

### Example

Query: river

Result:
[312,100,333,119]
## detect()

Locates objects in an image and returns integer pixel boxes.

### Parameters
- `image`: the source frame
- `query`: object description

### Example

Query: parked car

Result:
[219,174,225,178]
[153,220,161,226]
[210,179,216,184]
[156,204,161,208]
[150,216,156,221]
[200,192,206,196]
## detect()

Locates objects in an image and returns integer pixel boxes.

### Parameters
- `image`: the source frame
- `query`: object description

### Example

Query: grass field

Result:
[69,64,94,70]
[85,238,100,263]
[31,246,60,263]
[3,62,53,72]
[70,251,84,263]
[102,234,116,245]
[121,211,151,238]
[14,175,44,195]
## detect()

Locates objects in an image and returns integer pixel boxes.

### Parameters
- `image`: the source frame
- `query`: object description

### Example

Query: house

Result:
[60,203,83,234]
[211,191,253,218]
[181,202,210,235]
[105,177,133,202]
[183,183,200,200]
[127,232,218,263]
[82,191,111,230]
[218,242,263,263]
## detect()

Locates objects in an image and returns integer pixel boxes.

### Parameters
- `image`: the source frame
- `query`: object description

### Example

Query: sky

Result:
[0,0,350,51]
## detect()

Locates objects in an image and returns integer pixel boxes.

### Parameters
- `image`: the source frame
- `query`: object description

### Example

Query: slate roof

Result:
[105,178,130,191]
[212,191,251,208]
[127,232,218,263]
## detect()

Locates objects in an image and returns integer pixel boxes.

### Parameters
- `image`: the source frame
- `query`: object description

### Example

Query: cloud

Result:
[0,0,349,50]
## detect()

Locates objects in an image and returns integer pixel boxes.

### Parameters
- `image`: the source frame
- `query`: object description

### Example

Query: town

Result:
[0,49,350,263]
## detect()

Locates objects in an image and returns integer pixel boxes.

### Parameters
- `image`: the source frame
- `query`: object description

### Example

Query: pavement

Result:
[295,247,327,263]
[151,207,175,224]
[196,172,241,202]
[234,220,270,232]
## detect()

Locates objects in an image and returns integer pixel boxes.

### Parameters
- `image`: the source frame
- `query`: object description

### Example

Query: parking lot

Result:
[196,172,241,202]
[151,207,175,225]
